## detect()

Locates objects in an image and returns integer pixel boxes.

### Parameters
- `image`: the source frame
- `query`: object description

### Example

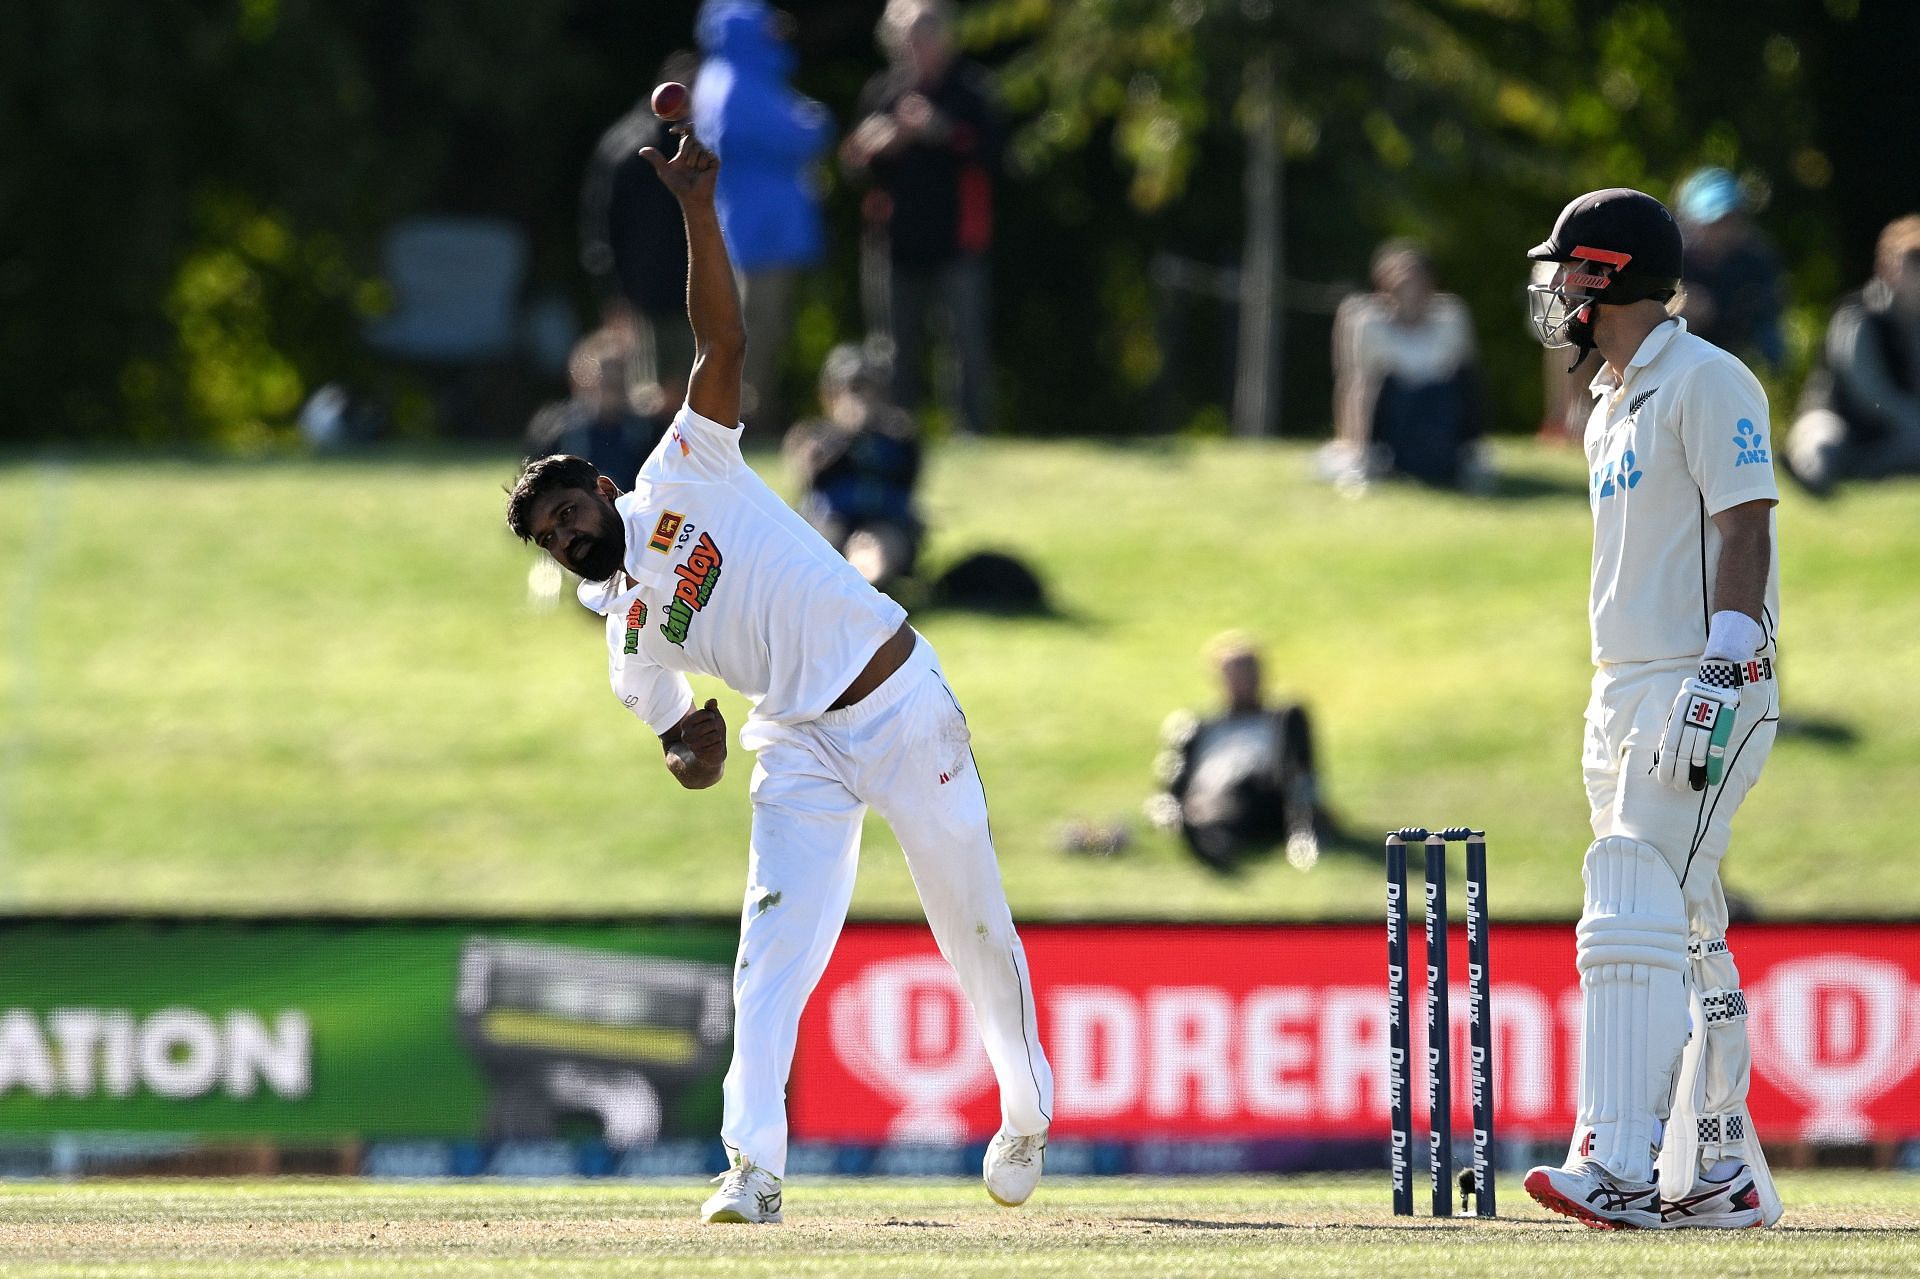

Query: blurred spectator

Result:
[842,0,1000,436]
[1787,214,1920,494]
[1674,166,1786,368]
[783,343,924,588]
[1147,636,1324,875]
[694,2,833,432]
[1323,240,1486,491]
[579,51,700,399]
[525,328,670,489]
[297,383,386,450]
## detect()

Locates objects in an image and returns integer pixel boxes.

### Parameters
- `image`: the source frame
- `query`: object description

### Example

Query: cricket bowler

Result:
[505,124,1052,1223]
[1519,189,1784,1229]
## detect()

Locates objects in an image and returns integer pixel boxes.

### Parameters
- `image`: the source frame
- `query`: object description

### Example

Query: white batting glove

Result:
[1653,659,1742,792]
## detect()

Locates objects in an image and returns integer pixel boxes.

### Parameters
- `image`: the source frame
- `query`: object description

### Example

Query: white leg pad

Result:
[1658,935,1784,1224]
[1569,836,1690,1184]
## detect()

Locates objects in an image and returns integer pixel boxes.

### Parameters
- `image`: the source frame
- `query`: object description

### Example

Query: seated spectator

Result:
[783,344,924,587]
[1788,214,1920,493]
[1325,241,1485,492]
[526,329,670,489]
[1675,166,1786,368]
[1147,636,1324,874]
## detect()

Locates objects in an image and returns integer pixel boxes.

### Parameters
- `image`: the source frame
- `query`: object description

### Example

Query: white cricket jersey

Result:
[1583,318,1781,665]
[577,403,908,740]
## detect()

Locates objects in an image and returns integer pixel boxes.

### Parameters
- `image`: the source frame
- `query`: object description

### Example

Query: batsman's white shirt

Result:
[579,402,908,744]
[1584,317,1780,665]
[577,401,1052,1179]
[1580,315,1782,873]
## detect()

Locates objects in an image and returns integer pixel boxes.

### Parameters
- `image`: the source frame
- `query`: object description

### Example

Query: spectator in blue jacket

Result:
[695,1,833,432]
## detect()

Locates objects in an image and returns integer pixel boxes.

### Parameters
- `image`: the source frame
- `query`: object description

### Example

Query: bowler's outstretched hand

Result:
[640,127,719,204]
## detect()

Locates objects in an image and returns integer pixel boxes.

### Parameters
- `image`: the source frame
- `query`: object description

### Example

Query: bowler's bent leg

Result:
[720,740,864,1179]
[855,660,1052,1138]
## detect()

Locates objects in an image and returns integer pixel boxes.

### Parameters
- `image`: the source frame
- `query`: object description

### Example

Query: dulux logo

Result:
[1592,448,1643,498]
[1733,418,1770,467]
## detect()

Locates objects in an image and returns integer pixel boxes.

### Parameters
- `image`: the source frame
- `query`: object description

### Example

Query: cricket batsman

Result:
[505,123,1052,1223]
[1519,189,1784,1229]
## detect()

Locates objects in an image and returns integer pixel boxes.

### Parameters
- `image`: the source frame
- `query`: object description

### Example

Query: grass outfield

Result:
[2,1173,1919,1277]
[2,440,1917,918]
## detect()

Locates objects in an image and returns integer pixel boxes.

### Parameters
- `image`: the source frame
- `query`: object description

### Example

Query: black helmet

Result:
[1527,188,1683,351]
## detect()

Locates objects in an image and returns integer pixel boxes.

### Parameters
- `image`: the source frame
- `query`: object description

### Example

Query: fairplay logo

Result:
[1592,449,1643,498]
[658,532,723,647]
[1733,419,1770,468]
[623,598,648,655]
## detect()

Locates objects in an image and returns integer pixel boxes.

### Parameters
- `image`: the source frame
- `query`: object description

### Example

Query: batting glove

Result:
[1653,660,1741,792]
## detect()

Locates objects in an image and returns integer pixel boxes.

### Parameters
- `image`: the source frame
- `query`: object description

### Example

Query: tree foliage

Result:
[1,0,1913,445]
[975,0,1866,431]
[1,0,649,446]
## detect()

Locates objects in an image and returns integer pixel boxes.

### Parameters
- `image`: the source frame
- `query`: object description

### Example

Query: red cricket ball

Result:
[651,81,690,122]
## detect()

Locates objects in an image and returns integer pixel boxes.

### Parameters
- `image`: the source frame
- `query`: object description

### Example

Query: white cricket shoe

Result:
[1661,1160,1766,1229]
[1524,1160,1663,1230]
[983,1128,1047,1207]
[701,1158,783,1224]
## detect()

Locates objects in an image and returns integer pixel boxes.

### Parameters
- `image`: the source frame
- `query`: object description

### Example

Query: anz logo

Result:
[1733,418,1771,467]
[1592,448,1643,499]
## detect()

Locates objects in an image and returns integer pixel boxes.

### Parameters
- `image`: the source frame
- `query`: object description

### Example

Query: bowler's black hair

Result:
[506,454,602,541]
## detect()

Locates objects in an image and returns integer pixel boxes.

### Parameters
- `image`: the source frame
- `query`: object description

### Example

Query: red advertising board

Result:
[790,922,1920,1147]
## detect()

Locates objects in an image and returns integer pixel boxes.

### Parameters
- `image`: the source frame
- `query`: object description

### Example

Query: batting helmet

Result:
[1526,188,1683,351]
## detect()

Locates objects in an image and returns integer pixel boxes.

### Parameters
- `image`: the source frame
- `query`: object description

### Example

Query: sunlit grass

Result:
[1,441,1911,920]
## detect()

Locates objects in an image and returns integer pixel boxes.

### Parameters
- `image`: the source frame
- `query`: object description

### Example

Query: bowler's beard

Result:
[574,530,626,583]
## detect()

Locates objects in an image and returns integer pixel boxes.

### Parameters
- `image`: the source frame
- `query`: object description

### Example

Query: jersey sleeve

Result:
[649,400,749,484]
[610,649,695,738]
[1678,357,1780,515]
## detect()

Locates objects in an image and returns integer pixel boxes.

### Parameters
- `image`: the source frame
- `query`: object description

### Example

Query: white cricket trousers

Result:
[1580,654,1779,1199]
[1582,656,1778,929]
[722,632,1054,1177]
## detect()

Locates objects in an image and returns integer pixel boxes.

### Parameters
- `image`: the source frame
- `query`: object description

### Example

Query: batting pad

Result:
[1571,836,1690,1183]
[1659,935,1784,1225]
